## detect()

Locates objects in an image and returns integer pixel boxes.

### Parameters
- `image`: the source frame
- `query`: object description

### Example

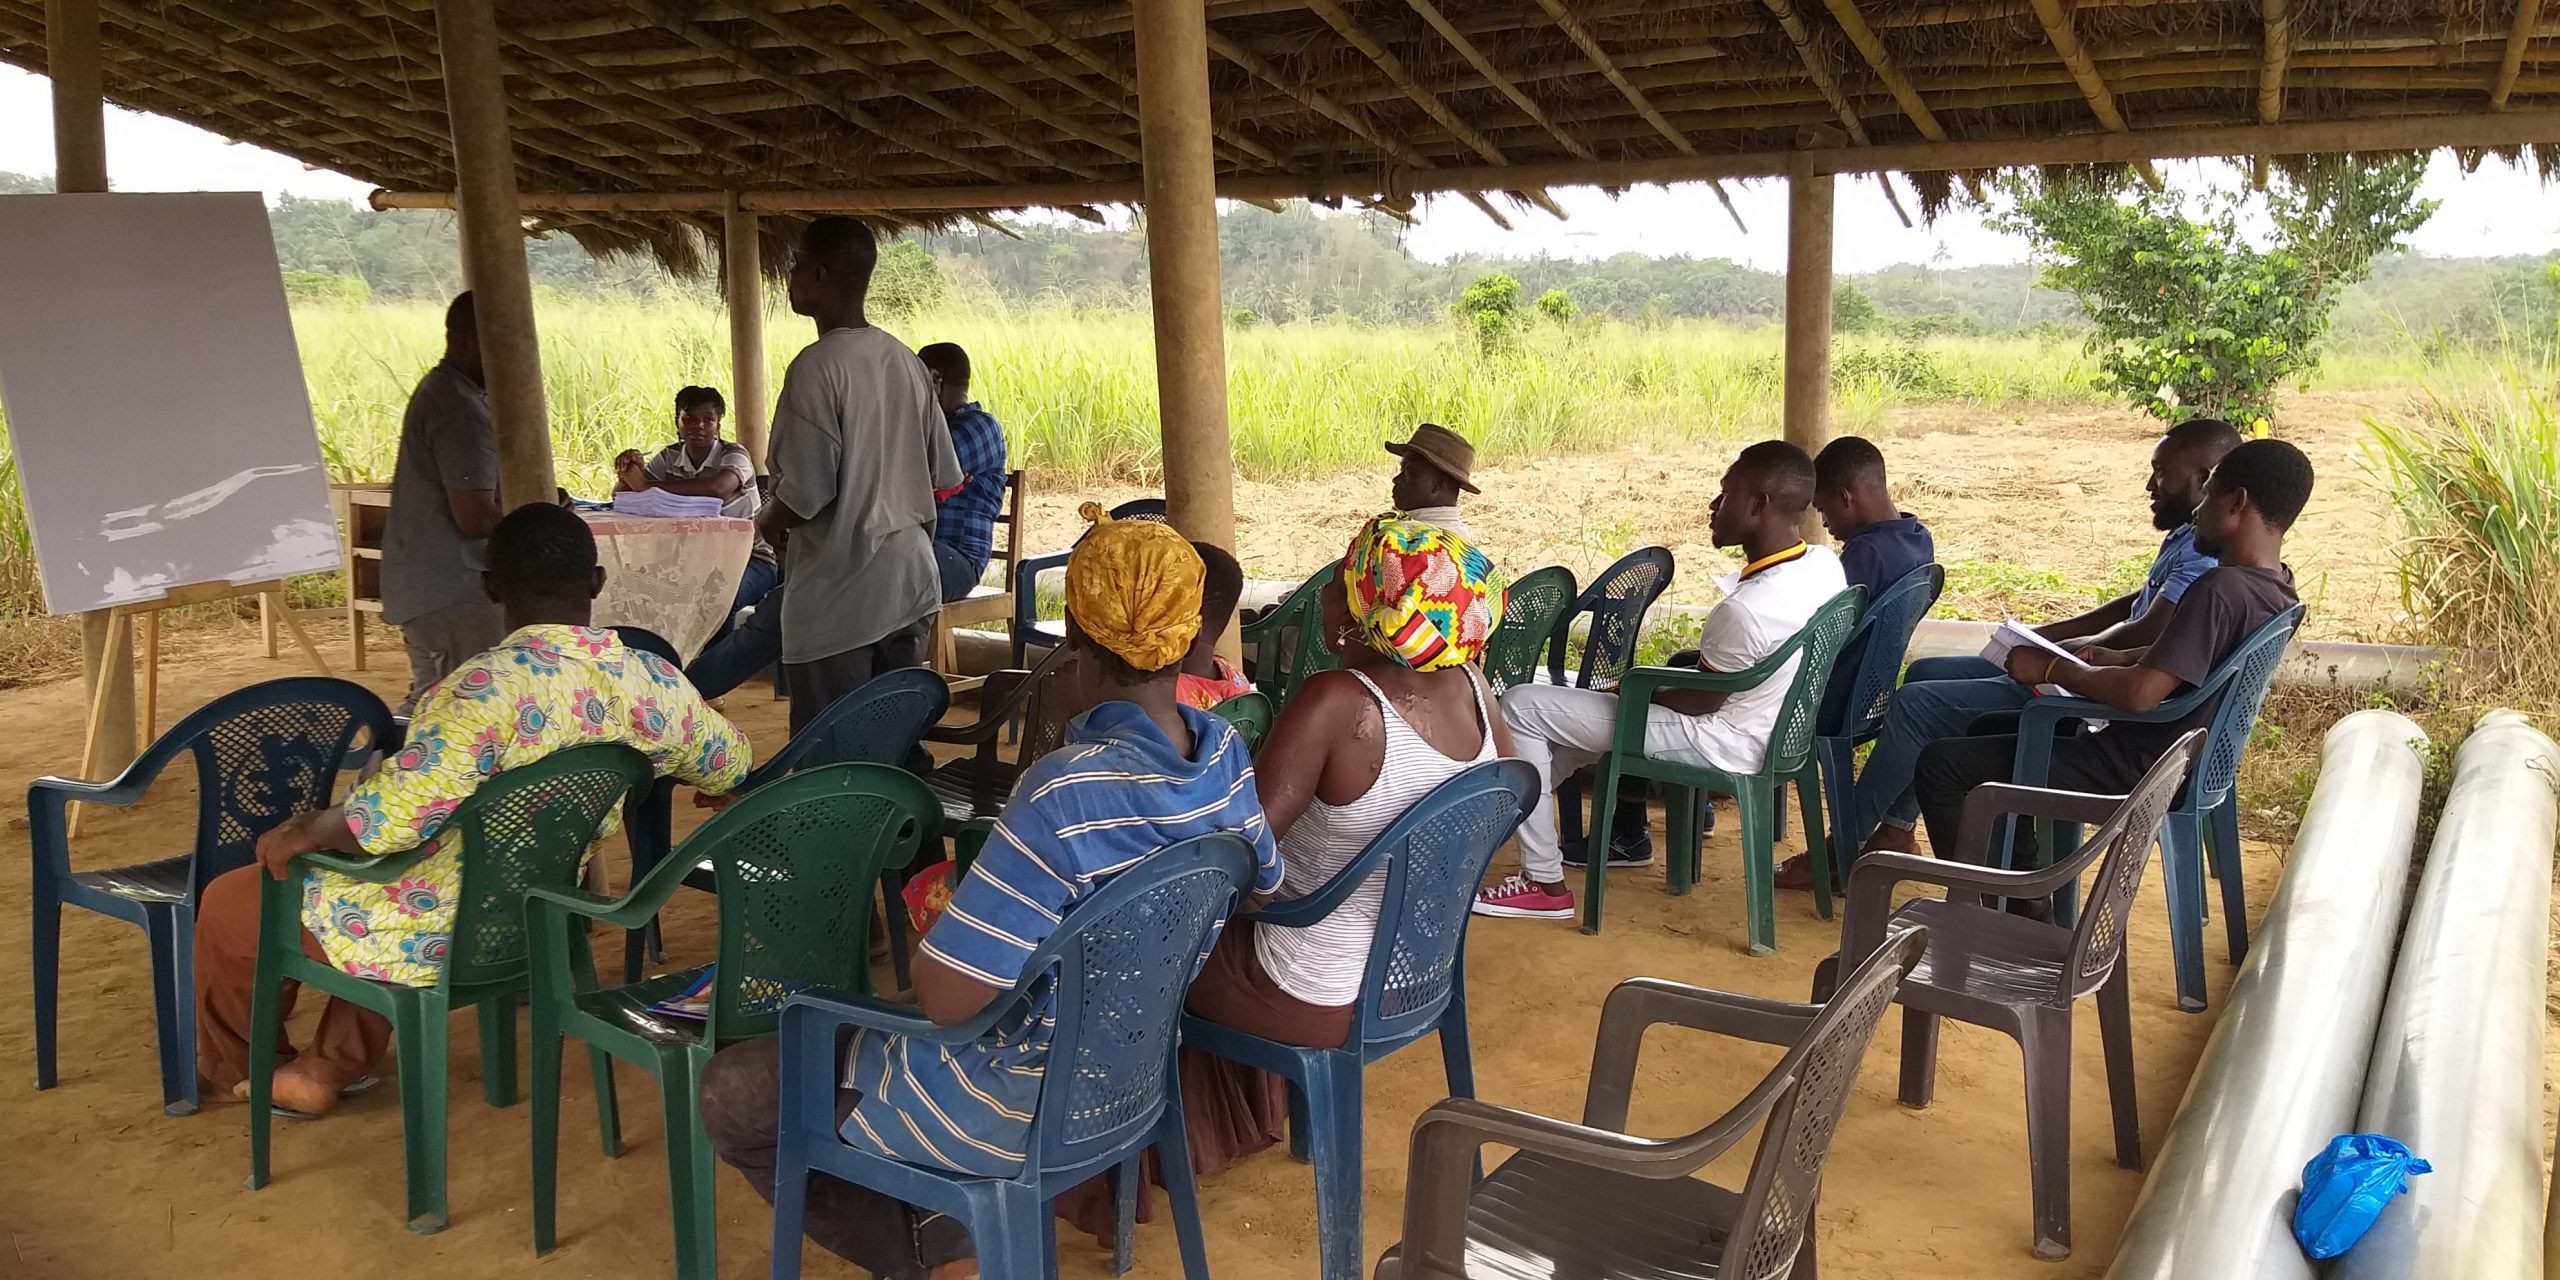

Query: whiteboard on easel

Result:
[0,191,340,616]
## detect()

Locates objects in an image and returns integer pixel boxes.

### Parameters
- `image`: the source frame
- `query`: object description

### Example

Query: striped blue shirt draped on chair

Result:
[838,701,1278,1175]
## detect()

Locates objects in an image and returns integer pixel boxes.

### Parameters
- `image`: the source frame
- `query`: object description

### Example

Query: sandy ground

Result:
[1020,390,2410,642]
[9,619,2261,1280]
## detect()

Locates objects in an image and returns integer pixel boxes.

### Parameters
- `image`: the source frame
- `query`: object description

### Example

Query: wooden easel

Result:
[71,578,335,835]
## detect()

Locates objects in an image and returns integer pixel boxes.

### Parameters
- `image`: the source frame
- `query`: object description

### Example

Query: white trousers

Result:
[1499,682,1741,884]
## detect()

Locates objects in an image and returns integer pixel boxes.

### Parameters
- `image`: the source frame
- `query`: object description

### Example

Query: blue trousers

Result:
[686,564,782,699]
[1844,656,2031,851]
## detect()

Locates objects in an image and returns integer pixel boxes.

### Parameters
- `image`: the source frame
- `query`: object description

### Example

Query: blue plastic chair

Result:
[28,676,394,1115]
[1179,760,1538,1280]
[1811,564,1946,882]
[1010,497,1168,667]
[769,831,1259,1280]
[2008,604,2304,1012]
[620,666,949,984]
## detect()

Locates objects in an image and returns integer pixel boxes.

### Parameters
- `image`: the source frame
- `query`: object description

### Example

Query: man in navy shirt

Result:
[1813,436,1934,598]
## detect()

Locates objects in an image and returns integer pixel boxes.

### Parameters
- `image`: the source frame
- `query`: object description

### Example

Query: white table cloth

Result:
[579,512,755,661]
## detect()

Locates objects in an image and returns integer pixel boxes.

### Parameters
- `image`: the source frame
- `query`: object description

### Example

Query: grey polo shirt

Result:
[380,362,496,624]
[767,327,961,663]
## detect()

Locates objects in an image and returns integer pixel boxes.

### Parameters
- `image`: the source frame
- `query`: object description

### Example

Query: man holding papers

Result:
[1911,438,2309,877]
[1841,417,2243,859]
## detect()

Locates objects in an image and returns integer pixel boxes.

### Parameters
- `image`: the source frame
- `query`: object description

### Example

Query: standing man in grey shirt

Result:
[760,217,960,734]
[380,292,505,713]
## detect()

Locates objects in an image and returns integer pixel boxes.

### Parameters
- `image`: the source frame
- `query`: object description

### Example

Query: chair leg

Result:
[1437,1003,1475,1100]
[1738,781,1778,956]
[2019,1009,2076,1261]
[1663,784,1695,898]
[1111,1155,1141,1275]
[31,878,59,1092]
[591,1044,624,1159]
[1303,1059,1366,1280]
[769,1145,811,1280]
[245,915,287,1190]
[478,994,521,1107]
[1896,1008,1938,1109]
[1815,738,1857,886]
[2155,814,2209,1013]
[1581,763,1622,934]
[395,995,453,1233]
[1158,1112,1215,1280]
[145,906,198,1116]
[1794,764,1832,922]
[2208,798,2250,963]
[1286,1082,1311,1162]
[2096,970,2142,1171]
[530,1003,564,1254]
[662,1053,720,1280]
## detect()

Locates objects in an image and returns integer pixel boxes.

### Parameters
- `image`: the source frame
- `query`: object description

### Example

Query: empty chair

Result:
[1478,564,1575,693]
[1544,546,1675,857]
[1819,729,2203,1260]
[247,744,656,1234]
[923,642,1079,837]
[768,832,1262,1280]
[1375,926,1929,1280]
[29,676,394,1114]
[1811,564,1946,883]
[525,763,940,1278]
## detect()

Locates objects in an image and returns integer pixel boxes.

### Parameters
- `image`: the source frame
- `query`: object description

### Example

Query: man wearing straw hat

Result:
[1387,422,1478,539]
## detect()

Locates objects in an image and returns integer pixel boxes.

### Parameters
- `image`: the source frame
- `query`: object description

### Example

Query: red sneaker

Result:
[1471,876,1576,920]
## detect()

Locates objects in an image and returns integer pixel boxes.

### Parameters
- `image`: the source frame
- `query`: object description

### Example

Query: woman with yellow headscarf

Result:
[1060,513,1516,1241]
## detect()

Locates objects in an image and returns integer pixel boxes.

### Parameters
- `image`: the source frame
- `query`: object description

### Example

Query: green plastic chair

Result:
[1211,690,1275,750]
[1241,563,1340,707]
[1481,564,1578,692]
[246,743,657,1234]
[522,763,941,1277]
[1582,588,1865,953]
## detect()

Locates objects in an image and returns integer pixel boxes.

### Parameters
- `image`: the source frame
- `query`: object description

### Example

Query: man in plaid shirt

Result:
[920,341,1009,602]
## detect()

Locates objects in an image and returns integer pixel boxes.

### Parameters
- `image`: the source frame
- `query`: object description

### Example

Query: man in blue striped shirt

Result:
[700,509,1276,1279]
[922,342,1010,603]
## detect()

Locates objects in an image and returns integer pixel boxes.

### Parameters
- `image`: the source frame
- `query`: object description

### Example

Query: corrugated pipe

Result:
[2338,711,2558,1279]
[2104,710,2432,1280]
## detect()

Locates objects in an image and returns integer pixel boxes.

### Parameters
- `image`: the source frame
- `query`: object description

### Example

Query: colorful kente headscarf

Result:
[1065,501,1204,671]
[1341,514,1502,671]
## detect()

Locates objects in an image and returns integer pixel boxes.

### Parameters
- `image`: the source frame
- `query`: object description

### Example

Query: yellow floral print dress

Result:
[307,624,751,986]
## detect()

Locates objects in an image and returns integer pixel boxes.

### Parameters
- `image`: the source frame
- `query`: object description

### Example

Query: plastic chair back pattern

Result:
[2062,739,2199,1000]
[1766,591,1867,780]
[1550,547,1674,689]
[1481,566,1575,693]
[1361,763,1541,1041]
[2190,607,2304,810]
[444,746,656,990]
[1828,565,1947,739]
[745,668,950,788]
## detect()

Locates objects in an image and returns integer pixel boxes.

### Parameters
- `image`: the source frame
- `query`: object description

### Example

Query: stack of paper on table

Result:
[611,489,726,519]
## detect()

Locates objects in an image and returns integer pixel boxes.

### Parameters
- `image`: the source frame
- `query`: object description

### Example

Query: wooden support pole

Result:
[1132,0,1237,575]
[2492,0,2546,107]
[435,0,553,510]
[49,0,136,775]
[722,195,769,471]
[1784,165,1833,543]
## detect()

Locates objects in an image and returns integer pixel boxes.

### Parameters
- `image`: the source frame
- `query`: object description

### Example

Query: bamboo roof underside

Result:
[8,0,2560,264]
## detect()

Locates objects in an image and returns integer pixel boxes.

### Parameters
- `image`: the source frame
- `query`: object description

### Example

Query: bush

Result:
[1536,287,1578,325]
[282,270,371,305]
[1455,272,1527,355]
[1832,342,1955,396]
[871,239,945,319]
[1832,282,1880,333]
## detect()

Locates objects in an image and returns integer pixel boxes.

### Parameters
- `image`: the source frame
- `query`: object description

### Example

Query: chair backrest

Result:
[610,625,683,668]
[1015,650,1083,765]
[1027,831,1260,1173]
[1246,562,1342,700]
[2061,729,2206,1001]
[442,743,657,990]
[990,469,1028,585]
[1110,497,1168,523]
[2188,604,2306,809]
[748,666,950,788]
[1718,927,1929,1280]
[177,677,397,896]
[1209,691,1274,751]
[1825,564,1946,740]
[1481,565,1577,693]
[1763,588,1868,778]
[1353,760,1540,1049]
[703,763,940,1040]
[1548,546,1674,689]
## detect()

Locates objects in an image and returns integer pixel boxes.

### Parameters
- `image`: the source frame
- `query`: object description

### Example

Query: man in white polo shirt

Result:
[1475,440,1848,920]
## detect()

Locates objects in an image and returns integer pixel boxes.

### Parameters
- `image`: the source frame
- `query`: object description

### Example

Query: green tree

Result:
[1993,160,2434,429]
[1455,271,1525,354]
[869,239,945,319]
[1832,281,1880,333]
[1536,287,1578,325]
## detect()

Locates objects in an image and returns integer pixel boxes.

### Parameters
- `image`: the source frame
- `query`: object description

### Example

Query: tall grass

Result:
[2366,376,2560,706]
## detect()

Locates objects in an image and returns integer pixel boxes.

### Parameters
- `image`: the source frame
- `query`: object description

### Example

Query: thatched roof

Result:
[6,0,2559,265]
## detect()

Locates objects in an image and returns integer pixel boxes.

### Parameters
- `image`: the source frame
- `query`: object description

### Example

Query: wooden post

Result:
[1131,0,1236,565]
[49,0,138,773]
[434,0,553,510]
[723,194,769,471]
[1784,163,1834,544]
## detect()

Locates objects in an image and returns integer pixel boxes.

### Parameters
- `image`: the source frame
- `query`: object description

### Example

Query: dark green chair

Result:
[1241,563,1340,707]
[1583,589,1865,952]
[246,743,657,1234]
[1481,564,1577,693]
[1211,690,1275,750]
[523,762,941,1278]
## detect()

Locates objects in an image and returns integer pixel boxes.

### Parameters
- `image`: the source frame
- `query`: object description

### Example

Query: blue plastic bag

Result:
[2293,1134,2432,1260]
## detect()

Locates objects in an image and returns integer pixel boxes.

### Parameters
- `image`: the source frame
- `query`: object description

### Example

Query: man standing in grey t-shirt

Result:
[759,217,960,734]
[380,292,505,713]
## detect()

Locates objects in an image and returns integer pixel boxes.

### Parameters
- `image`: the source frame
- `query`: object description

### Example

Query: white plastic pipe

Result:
[2106,709,2431,1280]
[2339,710,2558,1280]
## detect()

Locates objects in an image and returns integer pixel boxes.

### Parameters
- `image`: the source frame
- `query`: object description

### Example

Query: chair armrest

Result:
[1836,785,2120,962]
[1247,840,1391,929]
[1615,636,1806,706]
[2014,670,2227,734]
[923,669,1035,746]
[1582,978,1816,1131]
[778,986,1006,1048]
[292,845,438,885]
[523,841,697,931]
[1948,782,2124,862]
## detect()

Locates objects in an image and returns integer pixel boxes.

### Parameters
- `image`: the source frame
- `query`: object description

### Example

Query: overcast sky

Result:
[8,63,2559,272]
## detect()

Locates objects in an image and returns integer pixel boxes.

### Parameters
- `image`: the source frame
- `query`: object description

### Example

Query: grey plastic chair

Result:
[1375,926,1928,1280]
[1816,728,2204,1262]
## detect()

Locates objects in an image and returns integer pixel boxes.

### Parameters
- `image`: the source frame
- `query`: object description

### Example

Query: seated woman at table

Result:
[1060,514,1510,1238]
[615,384,778,643]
